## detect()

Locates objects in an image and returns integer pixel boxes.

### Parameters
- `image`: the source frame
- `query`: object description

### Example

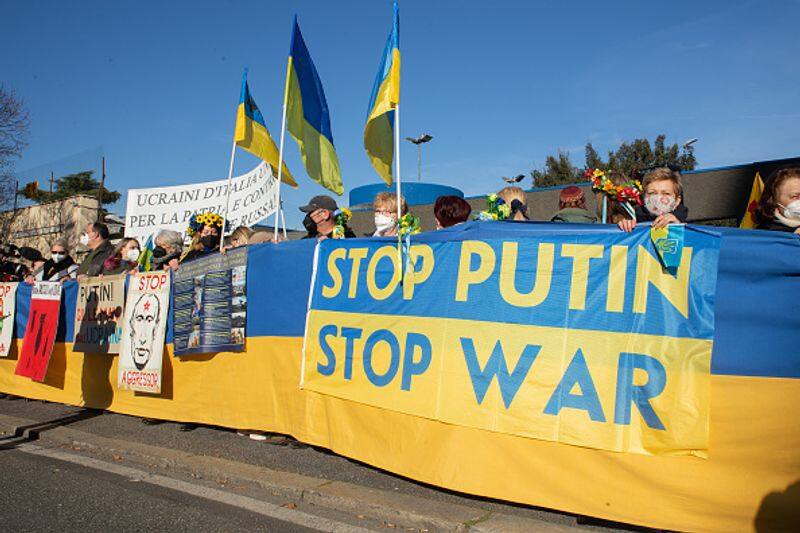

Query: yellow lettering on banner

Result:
[322,248,347,298]
[403,245,434,300]
[455,241,496,302]
[367,246,401,300]
[499,242,554,307]
[606,246,628,313]
[561,244,604,311]
[348,248,369,299]
[633,246,692,318]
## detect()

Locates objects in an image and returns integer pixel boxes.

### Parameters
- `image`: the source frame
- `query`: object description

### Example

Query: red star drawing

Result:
[747,200,758,217]
[144,302,151,310]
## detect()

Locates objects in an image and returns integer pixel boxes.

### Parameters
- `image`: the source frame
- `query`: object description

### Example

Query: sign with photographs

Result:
[118,272,171,394]
[173,248,247,355]
[0,282,19,357]
[73,274,126,354]
[15,281,61,382]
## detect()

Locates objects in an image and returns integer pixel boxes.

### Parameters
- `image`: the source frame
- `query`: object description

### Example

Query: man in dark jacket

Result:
[299,195,355,239]
[76,222,113,277]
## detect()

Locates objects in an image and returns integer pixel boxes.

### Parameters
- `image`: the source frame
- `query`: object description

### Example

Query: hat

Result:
[560,186,584,202]
[299,195,338,213]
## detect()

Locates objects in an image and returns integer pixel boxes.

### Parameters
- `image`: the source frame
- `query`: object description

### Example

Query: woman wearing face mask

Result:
[26,239,78,283]
[101,238,141,275]
[151,229,183,271]
[756,167,800,234]
[181,213,224,263]
[371,192,408,237]
[619,167,688,232]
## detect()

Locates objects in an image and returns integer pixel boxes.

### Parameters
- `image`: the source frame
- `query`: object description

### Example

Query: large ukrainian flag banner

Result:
[286,17,343,195]
[302,225,722,456]
[234,70,297,187]
[364,2,400,185]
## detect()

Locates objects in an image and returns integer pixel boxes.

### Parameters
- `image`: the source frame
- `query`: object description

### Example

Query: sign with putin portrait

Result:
[118,272,171,394]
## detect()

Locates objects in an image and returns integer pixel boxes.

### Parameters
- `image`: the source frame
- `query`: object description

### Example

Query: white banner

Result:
[0,282,18,357]
[124,162,278,242]
[118,272,171,394]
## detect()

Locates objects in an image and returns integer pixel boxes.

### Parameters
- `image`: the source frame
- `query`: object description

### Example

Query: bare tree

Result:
[0,86,30,210]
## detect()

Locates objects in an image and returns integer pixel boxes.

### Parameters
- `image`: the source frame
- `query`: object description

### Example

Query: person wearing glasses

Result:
[371,192,408,237]
[26,238,78,283]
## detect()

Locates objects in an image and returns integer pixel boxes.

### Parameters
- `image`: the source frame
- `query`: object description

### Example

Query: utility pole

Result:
[97,156,105,222]
[48,171,55,193]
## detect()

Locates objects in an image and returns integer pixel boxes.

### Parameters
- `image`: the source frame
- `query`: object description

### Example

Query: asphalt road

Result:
[0,447,316,533]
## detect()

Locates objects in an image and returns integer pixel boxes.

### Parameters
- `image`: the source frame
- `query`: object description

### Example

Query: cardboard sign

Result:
[0,282,18,357]
[15,281,62,382]
[74,275,126,354]
[118,272,171,393]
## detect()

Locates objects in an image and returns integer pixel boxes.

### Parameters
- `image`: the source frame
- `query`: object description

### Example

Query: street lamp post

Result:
[405,134,433,182]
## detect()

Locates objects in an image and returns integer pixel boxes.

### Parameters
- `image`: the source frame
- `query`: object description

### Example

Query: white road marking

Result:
[17,443,375,533]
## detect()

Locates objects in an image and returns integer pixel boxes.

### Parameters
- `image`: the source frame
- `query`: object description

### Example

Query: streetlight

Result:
[405,133,433,182]
[683,138,698,149]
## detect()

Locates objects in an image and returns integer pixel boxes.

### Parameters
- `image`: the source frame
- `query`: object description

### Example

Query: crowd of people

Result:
[1,166,798,284]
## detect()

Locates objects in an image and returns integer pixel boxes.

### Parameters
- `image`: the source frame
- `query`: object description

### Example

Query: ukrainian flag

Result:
[234,70,297,187]
[285,18,343,195]
[364,2,400,185]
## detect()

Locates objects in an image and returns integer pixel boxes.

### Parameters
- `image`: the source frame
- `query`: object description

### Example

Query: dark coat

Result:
[756,219,799,233]
[77,240,114,276]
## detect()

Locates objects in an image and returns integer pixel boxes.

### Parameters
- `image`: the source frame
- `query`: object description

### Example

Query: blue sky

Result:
[2,0,798,227]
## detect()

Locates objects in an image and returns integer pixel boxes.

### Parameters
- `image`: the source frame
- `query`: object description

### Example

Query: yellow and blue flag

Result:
[285,17,343,195]
[234,70,297,187]
[364,2,400,185]
[739,171,764,228]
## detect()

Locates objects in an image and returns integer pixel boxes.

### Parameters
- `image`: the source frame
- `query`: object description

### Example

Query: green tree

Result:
[531,135,697,187]
[20,170,120,205]
[531,150,581,187]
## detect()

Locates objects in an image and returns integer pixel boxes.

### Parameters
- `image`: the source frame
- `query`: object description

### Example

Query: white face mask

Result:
[51,253,65,263]
[374,214,396,233]
[79,233,90,246]
[125,249,141,262]
[645,195,678,217]
[780,200,800,221]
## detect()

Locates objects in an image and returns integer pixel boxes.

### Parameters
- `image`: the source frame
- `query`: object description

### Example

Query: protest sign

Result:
[118,272,170,393]
[124,162,278,243]
[302,227,722,456]
[173,248,247,355]
[15,281,61,382]
[0,282,18,357]
[73,275,126,354]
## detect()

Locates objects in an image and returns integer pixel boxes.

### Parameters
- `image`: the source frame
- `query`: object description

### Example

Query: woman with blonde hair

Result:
[497,186,529,221]
[372,192,408,237]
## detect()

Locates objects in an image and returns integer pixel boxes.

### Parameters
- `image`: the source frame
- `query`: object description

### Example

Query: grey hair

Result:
[155,229,184,253]
[51,238,70,253]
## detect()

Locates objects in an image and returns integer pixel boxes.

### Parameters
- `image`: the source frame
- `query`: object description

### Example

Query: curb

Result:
[0,413,579,532]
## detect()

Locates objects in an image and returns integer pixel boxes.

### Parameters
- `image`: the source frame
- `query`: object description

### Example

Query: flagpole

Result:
[394,103,402,267]
[220,139,237,252]
[274,59,292,243]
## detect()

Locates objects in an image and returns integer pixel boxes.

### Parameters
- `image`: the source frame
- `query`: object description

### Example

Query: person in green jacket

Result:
[551,186,597,224]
